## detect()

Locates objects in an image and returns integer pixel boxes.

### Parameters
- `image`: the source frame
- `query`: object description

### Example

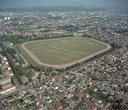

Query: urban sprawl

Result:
[0,8,128,110]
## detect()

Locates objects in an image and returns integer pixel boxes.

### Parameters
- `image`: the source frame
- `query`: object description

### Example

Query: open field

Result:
[17,37,111,68]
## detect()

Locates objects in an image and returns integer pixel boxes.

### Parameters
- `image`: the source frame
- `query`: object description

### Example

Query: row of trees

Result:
[0,34,74,44]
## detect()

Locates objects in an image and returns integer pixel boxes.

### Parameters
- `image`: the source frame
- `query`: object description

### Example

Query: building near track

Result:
[0,54,17,96]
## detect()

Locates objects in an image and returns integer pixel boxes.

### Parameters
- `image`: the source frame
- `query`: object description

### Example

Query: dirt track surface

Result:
[21,37,111,68]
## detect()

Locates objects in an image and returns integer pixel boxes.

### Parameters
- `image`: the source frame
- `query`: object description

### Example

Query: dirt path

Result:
[21,37,111,68]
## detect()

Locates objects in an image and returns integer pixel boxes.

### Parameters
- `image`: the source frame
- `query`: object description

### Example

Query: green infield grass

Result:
[16,37,109,67]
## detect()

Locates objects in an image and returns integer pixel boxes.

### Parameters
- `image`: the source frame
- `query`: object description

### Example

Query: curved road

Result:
[21,37,111,68]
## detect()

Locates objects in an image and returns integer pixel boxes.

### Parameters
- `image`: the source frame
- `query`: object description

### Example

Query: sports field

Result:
[18,37,110,68]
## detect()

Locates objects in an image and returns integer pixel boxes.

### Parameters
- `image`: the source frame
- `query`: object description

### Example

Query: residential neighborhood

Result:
[0,4,127,110]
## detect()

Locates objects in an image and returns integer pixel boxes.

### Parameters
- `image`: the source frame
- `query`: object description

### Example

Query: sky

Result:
[0,0,127,8]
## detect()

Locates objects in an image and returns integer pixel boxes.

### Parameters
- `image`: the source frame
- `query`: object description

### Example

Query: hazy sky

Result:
[0,0,127,8]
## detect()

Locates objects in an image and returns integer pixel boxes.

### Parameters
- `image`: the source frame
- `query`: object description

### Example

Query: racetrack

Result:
[21,37,111,68]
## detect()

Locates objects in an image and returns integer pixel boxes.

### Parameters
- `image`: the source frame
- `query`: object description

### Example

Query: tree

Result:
[44,67,53,76]
[60,99,69,108]
[26,71,32,82]
[11,76,16,85]
[37,72,42,80]
[0,84,2,90]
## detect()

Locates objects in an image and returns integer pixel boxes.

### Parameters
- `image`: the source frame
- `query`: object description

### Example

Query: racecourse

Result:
[19,37,111,68]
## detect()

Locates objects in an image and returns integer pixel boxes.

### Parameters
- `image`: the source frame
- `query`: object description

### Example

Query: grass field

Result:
[16,37,110,68]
